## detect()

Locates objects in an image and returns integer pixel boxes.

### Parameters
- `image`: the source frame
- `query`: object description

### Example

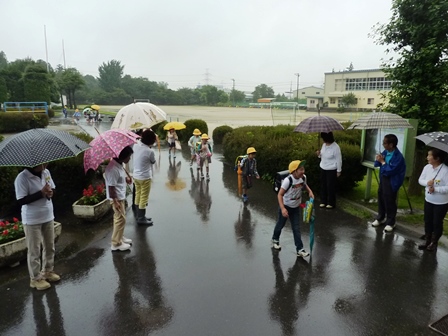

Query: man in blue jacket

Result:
[372,134,406,232]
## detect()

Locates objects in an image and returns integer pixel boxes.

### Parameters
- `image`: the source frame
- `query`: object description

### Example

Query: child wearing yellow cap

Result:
[271,160,314,258]
[240,147,260,203]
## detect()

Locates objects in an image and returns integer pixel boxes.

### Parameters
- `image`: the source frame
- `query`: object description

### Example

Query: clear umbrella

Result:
[111,103,167,130]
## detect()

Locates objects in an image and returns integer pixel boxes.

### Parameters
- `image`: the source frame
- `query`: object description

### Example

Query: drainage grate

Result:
[429,314,448,336]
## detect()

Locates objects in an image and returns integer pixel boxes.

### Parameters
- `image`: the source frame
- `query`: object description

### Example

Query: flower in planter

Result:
[78,183,107,206]
[0,217,24,244]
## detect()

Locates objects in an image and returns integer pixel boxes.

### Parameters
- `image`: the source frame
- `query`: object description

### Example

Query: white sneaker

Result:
[111,243,131,251]
[271,240,281,250]
[371,219,386,227]
[384,224,396,232]
[122,237,132,244]
[297,249,310,257]
[319,204,326,208]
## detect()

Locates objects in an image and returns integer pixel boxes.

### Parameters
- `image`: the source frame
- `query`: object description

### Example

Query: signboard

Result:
[360,119,418,177]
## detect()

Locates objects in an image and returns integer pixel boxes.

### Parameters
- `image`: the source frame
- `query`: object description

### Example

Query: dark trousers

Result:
[320,168,337,207]
[377,176,398,226]
[424,201,448,239]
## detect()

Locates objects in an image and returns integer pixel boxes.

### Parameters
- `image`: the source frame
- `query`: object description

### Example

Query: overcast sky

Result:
[1,0,393,94]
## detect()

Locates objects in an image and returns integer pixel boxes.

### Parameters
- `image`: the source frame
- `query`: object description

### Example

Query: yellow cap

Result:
[247,147,256,154]
[201,133,209,140]
[288,160,306,173]
[193,128,201,135]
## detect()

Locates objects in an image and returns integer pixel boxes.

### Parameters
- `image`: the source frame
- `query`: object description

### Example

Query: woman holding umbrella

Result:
[15,163,60,290]
[418,148,448,251]
[316,132,342,209]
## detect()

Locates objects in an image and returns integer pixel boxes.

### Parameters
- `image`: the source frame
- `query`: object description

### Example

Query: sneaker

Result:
[297,249,310,257]
[173,155,176,158]
[371,218,386,227]
[206,174,210,181]
[326,205,334,209]
[242,195,248,203]
[42,271,60,282]
[384,224,396,232]
[30,278,51,290]
[111,243,131,251]
[201,174,204,179]
[271,240,281,250]
[319,204,326,208]
[122,237,133,244]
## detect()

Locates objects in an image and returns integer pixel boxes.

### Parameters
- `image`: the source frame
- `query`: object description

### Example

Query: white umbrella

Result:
[111,102,168,130]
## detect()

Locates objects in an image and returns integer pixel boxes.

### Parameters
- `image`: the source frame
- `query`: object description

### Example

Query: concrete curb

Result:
[341,197,448,248]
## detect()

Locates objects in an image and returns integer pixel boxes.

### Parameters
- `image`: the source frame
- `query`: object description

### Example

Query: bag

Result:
[175,140,182,150]
[234,155,247,171]
[273,170,292,193]
[273,171,307,193]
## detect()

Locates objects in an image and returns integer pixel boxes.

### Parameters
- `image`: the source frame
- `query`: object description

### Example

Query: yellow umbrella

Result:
[163,122,186,131]
[91,104,100,111]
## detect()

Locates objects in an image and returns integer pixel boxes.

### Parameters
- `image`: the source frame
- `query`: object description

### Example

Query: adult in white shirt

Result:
[133,130,156,226]
[316,132,342,209]
[14,164,60,290]
[418,148,448,251]
[105,146,134,251]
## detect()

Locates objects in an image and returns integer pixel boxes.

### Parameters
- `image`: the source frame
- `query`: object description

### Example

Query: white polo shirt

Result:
[105,159,127,201]
[133,141,155,180]
[281,174,306,208]
[14,169,55,225]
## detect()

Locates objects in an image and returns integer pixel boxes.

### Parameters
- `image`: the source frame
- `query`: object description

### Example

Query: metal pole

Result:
[294,73,300,103]
[231,78,235,106]
[44,25,49,72]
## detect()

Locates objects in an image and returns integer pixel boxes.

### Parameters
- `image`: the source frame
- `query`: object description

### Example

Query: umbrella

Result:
[163,122,186,131]
[91,104,100,111]
[415,132,448,153]
[83,129,140,173]
[303,198,315,253]
[0,129,90,167]
[293,115,344,134]
[111,103,167,130]
[348,112,413,130]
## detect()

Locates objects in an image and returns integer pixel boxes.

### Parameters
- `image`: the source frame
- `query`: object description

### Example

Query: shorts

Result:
[197,155,209,168]
[168,141,175,148]
[190,147,196,155]
[242,175,252,189]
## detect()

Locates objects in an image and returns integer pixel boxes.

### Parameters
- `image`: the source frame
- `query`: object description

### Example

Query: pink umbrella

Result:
[83,129,140,173]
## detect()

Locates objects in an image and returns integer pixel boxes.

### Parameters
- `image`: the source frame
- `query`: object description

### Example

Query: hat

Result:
[288,160,306,173]
[193,128,201,136]
[246,147,256,155]
[201,133,209,140]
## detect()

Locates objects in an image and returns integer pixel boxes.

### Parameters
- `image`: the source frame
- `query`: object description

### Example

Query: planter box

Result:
[72,197,111,221]
[0,222,62,268]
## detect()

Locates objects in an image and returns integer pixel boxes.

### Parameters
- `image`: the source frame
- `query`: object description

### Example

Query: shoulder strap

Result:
[285,175,293,192]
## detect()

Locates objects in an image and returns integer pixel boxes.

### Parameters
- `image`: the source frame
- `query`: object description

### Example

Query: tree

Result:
[230,89,246,104]
[23,65,51,103]
[58,68,85,108]
[341,92,357,109]
[252,84,275,102]
[376,0,448,195]
[198,85,227,105]
[0,51,7,70]
[98,60,124,91]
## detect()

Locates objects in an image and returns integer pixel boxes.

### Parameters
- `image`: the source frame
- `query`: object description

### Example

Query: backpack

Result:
[196,141,212,154]
[234,155,247,171]
[273,171,307,194]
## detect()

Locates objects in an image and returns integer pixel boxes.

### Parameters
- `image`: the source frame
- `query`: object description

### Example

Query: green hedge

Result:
[0,135,20,216]
[213,125,233,145]
[222,125,365,194]
[181,119,208,143]
[0,112,49,132]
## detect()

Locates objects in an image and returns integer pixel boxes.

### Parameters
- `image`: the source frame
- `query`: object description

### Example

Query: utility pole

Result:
[44,25,49,72]
[231,78,235,106]
[294,73,300,103]
[62,39,66,69]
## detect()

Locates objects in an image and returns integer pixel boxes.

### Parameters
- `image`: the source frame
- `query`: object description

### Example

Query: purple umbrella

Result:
[293,115,344,134]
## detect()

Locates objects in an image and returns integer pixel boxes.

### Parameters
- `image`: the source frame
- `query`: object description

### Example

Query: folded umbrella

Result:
[83,129,140,173]
[0,129,90,167]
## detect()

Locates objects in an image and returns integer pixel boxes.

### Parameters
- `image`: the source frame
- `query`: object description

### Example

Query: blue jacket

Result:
[374,148,406,192]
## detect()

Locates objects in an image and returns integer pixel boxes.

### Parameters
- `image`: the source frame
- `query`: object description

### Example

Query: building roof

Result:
[257,98,276,103]
[298,86,324,90]
[324,68,383,75]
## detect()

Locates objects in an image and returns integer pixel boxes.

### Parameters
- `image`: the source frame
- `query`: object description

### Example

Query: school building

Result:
[306,68,392,111]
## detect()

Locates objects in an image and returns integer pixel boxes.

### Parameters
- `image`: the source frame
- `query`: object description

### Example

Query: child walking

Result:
[196,133,212,180]
[240,147,260,203]
[167,128,178,158]
[271,160,314,258]
[188,128,202,167]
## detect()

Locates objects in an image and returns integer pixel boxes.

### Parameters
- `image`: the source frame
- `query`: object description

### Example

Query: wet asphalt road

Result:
[1,122,448,335]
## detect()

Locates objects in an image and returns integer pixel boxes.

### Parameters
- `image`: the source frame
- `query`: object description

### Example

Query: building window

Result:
[368,98,374,105]
[316,92,320,94]
[302,92,306,94]
[330,97,336,104]
[310,100,315,104]
[343,77,393,91]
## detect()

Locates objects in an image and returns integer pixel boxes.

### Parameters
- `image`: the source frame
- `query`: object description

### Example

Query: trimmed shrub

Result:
[0,112,49,132]
[0,134,20,216]
[213,125,233,145]
[222,125,365,194]
[48,108,55,118]
[181,119,208,143]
